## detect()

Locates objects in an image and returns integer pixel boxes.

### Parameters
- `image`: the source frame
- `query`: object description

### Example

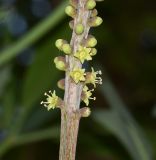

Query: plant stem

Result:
[59,111,80,160]
[59,0,91,159]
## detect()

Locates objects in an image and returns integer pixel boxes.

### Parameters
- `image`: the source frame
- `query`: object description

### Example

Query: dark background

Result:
[0,0,156,159]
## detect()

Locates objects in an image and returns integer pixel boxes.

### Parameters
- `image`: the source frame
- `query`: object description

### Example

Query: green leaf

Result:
[0,67,11,97]
[92,67,153,160]
[9,24,71,133]
[24,108,58,131]
[14,126,59,146]
[21,39,59,108]
[0,1,68,66]
[2,84,16,128]
[79,132,118,159]
[0,67,13,128]
[93,109,152,160]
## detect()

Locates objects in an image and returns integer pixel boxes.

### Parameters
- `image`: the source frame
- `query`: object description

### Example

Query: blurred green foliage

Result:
[0,0,156,159]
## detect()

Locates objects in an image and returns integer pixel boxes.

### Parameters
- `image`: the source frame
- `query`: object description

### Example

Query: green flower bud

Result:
[91,9,98,17]
[94,16,103,26]
[57,79,65,90]
[62,44,72,54]
[69,0,78,8]
[80,107,91,118]
[54,56,66,71]
[75,23,84,35]
[89,16,103,27]
[86,0,96,10]
[55,39,67,50]
[90,48,97,56]
[69,20,74,29]
[65,5,76,18]
[86,36,97,47]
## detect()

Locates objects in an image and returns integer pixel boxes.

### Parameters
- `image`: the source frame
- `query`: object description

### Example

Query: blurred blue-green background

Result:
[0,0,156,159]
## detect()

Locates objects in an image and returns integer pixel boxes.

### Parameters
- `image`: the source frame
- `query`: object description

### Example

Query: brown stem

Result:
[59,0,91,160]
[59,110,80,160]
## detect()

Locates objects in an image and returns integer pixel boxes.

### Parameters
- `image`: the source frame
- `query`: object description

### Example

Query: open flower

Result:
[41,90,59,110]
[81,86,96,106]
[85,67,102,87]
[74,45,92,63]
[70,67,86,83]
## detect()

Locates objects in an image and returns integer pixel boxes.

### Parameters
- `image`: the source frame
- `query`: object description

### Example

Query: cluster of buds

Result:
[41,0,103,117]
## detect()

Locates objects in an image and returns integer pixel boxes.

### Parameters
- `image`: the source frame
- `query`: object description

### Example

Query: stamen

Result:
[94,76,102,85]
[95,80,101,83]
[49,90,53,96]
[98,70,102,75]
[89,97,96,100]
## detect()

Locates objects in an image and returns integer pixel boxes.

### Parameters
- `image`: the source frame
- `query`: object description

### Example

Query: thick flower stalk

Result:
[41,0,103,159]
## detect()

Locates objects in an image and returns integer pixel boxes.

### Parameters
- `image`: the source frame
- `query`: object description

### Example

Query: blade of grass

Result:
[93,65,153,160]
[0,127,59,157]
[0,0,68,66]
[14,126,59,146]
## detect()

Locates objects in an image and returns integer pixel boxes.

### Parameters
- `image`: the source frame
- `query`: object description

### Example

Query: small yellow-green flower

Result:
[70,67,86,83]
[86,67,102,87]
[74,46,92,63]
[82,86,96,106]
[41,90,59,110]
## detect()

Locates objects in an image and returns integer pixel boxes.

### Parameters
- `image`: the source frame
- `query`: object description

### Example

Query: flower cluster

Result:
[41,0,103,115]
